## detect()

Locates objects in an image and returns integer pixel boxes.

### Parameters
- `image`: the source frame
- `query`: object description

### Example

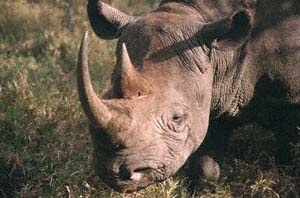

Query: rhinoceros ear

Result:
[87,0,135,40]
[202,9,254,50]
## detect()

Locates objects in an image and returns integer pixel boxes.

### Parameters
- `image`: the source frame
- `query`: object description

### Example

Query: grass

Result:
[0,1,299,197]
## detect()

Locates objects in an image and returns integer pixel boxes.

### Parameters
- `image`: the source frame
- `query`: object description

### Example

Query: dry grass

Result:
[0,1,299,197]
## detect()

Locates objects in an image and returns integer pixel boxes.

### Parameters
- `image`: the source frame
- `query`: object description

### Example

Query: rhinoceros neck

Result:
[160,0,256,21]
[157,0,211,24]
[210,45,255,118]
[159,0,211,22]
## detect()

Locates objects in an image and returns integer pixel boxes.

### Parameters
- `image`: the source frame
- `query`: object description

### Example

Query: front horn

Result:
[77,32,112,129]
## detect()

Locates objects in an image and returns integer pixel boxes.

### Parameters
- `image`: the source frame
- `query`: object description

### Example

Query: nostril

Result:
[134,167,152,173]
[113,144,125,152]
[119,165,131,180]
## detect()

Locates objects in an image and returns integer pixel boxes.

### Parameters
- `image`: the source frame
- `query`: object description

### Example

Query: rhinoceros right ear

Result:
[87,0,135,40]
[202,9,254,50]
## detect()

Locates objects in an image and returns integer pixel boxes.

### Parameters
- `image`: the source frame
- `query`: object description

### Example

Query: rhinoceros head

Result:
[78,0,253,192]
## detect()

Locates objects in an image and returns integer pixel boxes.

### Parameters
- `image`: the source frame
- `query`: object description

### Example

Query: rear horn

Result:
[120,43,152,99]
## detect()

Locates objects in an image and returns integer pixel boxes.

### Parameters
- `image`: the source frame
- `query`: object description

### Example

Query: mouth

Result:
[103,173,154,193]
[98,167,168,193]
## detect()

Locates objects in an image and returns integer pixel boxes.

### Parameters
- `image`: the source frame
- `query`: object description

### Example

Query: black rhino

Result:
[77,0,300,192]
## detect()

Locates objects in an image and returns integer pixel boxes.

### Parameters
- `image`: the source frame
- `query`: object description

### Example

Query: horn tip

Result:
[121,43,132,70]
[84,31,89,41]
[122,43,127,52]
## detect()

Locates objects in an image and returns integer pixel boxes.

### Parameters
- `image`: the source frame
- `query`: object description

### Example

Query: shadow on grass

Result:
[0,157,26,198]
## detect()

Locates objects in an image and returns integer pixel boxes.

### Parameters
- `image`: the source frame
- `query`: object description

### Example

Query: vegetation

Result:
[0,1,299,197]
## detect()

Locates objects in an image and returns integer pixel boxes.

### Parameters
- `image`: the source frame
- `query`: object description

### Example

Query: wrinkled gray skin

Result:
[78,0,300,192]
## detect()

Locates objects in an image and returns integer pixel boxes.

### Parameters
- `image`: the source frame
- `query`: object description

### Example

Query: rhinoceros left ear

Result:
[87,0,135,40]
[202,9,254,50]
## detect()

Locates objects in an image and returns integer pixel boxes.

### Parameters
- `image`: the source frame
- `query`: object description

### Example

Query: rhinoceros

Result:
[77,0,300,192]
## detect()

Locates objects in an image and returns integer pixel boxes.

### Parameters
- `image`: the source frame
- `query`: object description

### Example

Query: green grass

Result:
[0,1,299,197]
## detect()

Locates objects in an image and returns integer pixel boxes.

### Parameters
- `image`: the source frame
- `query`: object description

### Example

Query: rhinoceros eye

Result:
[172,115,185,125]
[167,113,188,133]
[137,90,143,97]
[168,113,187,132]
[161,104,188,133]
